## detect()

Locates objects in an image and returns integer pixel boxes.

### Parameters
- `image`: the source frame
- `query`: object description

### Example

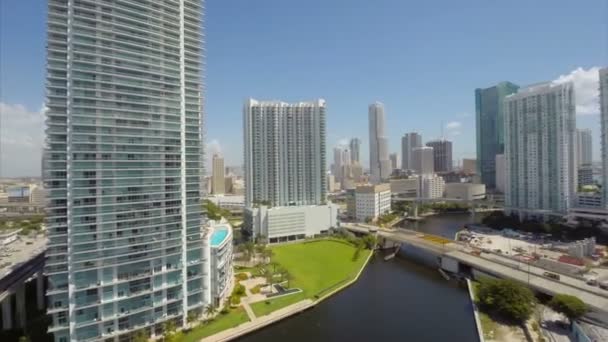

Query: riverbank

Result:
[199,239,374,341]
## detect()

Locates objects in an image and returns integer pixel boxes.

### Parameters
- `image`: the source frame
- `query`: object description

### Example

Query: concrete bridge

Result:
[343,223,608,314]
[0,237,46,331]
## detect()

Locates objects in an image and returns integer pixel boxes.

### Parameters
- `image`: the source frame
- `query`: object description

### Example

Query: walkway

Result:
[201,299,314,342]
[241,301,256,321]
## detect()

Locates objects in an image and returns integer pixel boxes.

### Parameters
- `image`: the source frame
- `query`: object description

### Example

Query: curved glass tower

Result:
[44,1,207,341]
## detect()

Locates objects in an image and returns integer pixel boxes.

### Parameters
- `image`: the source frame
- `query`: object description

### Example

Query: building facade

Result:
[504,82,577,218]
[445,183,486,201]
[389,178,419,198]
[401,132,422,170]
[462,158,477,174]
[355,184,391,222]
[349,138,361,164]
[426,139,453,173]
[495,154,506,193]
[212,154,225,195]
[44,1,207,341]
[475,82,520,188]
[576,129,593,166]
[578,165,594,187]
[600,68,608,206]
[411,146,434,175]
[245,204,339,242]
[243,99,326,207]
[419,175,445,199]
[368,102,391,183]
[389,153,399,171]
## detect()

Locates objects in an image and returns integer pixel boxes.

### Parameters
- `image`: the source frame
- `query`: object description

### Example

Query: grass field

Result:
[178,308,250,342]
[251,239,371,316]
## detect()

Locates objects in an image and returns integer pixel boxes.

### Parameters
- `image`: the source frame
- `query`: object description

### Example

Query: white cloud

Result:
[0,102,45,176]
[552,66,601,115]
[445,121,462,130]
[336,138,349,147]
[207,139,222,156]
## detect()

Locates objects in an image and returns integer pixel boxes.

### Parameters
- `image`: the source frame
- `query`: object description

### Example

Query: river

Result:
[237,213,480,342]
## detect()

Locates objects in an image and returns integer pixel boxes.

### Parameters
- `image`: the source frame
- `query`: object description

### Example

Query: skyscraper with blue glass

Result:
[44,1,207,341]
[475,82,519,189]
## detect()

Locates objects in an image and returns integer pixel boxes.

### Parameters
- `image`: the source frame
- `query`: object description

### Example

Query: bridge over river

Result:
[343,223,608,314]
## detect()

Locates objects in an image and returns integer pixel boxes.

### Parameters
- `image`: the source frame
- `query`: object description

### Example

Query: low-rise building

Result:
[244,203,339,242]
[576,193,603,208]
[355,183,391,222]
[444,183,486,201]
[389,178,418,198]
[419,174,445,199]
[204,219,234,306]
[207,195,245,211]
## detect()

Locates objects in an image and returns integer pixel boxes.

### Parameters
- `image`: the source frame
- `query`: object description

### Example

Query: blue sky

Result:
[0,0,607,176]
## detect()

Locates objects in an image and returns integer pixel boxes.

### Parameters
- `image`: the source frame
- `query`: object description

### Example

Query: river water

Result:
[238,213,480,342]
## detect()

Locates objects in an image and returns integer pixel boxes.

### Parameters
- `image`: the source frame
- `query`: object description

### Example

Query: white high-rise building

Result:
[369,102,391,183]
[504,82,577,218]
[44,1,208,340]
[600,68,608,206]
[401,132,422,170]
[411,146,435,176]
[243,99,326,207]
[576,128,592,166]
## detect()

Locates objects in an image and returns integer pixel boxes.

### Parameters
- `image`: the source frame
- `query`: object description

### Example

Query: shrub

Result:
[251,285,261,294]
[235,273,249,281]
[548,294,587,323]
[476,278,535,323]
[233,284,246,296]
[230,295,240,305]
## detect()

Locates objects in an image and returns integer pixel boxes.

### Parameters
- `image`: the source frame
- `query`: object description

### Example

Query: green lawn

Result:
[178,308,250,342]
[251,239,371,316]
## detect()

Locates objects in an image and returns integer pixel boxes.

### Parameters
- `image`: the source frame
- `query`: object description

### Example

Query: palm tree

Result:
[205,303,218,319]
[283,271,293,289]
[186,310,199,327]
[262,248,273,264]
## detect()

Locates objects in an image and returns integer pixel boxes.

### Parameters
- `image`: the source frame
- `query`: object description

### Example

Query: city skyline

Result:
[1,0,606,176]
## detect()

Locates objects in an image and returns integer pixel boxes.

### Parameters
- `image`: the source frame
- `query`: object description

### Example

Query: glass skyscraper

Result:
[475,82,519,188]
[44,1,207,341]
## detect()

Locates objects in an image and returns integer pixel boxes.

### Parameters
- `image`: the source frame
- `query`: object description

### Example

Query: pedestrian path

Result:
[201,299,314,342]
[241,301,257,321]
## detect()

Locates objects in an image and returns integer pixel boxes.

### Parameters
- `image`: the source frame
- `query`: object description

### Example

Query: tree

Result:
[283,271,293,288]
[476,278,536,323]
[162,320,177,341]
[548,294,588,325]
[361,234,378,249]
[262,248,273,263]
[133,330,148,342]
[205,303,218,318]
[244,242,255,261]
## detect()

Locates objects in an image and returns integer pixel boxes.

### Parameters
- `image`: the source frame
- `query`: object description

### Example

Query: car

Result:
[586,279,598,286]
[543,272,560,281]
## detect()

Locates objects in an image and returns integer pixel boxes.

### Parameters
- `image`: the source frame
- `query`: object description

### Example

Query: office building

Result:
[600,68,608,206]
[401,132,422,170]
[212,154,226,195]
[351,163,364,183]
[349,138,361,164]
[577,129,592,166]
[419,175,445,199]
[426,139,453,172]
[243,99,326,207]
[369,102,391,183]
[475,82,520,188]
[411,146,434,175]
[355,184,391,222]
[462,158,477,174]
[44,1,207,340]
[445,183,486,201]
[389,153,399,171]
[245,204,339,242]
[332,146,351,185]
[495,154,506,193]
[504,82,577,218]
[389,178,419,198]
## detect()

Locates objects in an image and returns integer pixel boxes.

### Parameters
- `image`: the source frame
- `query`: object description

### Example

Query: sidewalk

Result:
[201,299,314,342]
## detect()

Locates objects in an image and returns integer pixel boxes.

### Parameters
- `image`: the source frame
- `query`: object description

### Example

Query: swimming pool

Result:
[210,228,229,247]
